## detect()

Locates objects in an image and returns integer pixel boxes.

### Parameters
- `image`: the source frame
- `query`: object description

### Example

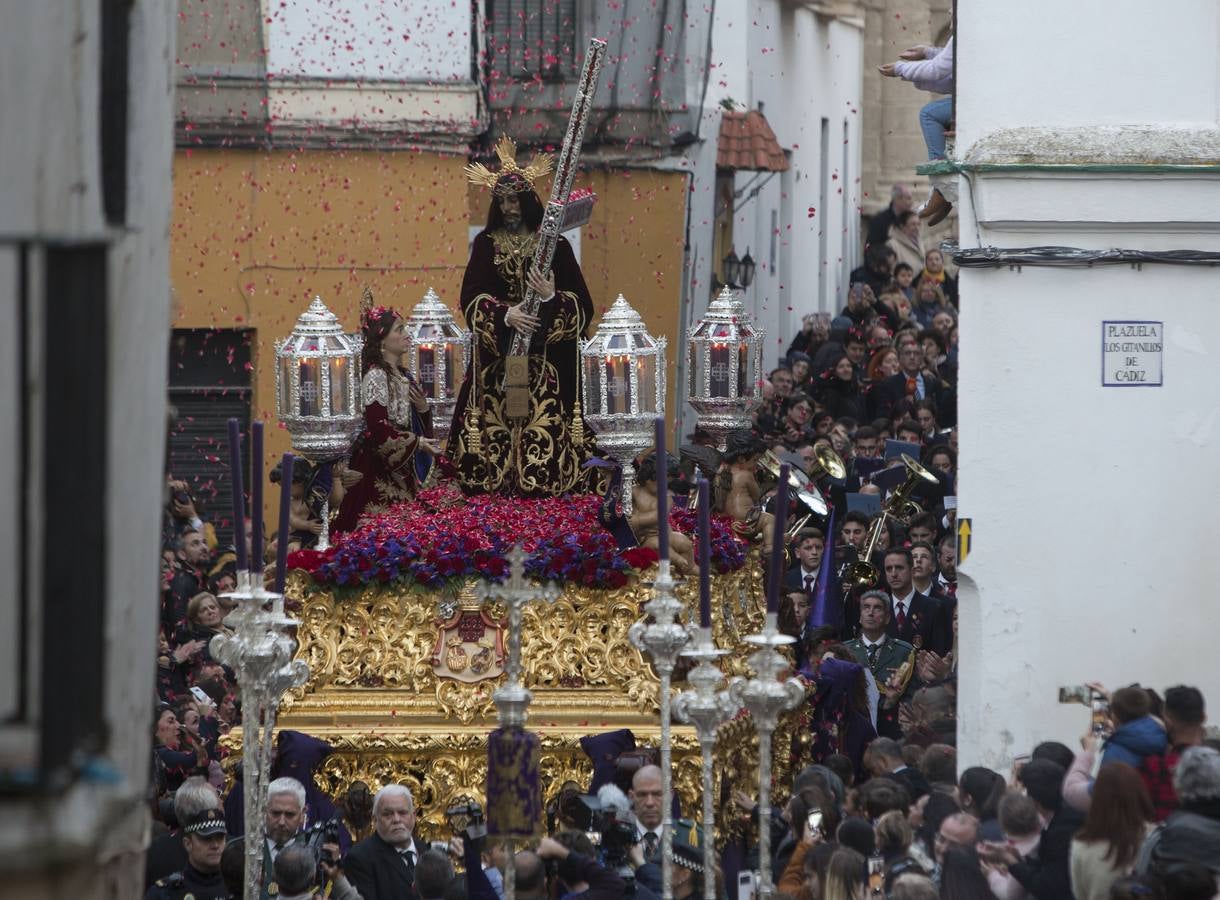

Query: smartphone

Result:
[1091,694,1111,737]
[1010,753,1031,786]
[189,686,211,705]
[1058,685,1090,705]
[737,870,758,900]
[805,810,823,838]
[867,854,884,894]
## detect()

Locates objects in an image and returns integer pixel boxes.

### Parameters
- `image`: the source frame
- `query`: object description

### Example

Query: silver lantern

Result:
[273,296,363,549]
[402,286,470,446]
[685,285,765,450]
[581,294,667,516]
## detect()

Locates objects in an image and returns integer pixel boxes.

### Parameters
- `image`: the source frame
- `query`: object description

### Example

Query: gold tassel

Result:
[572,315,585,448]
[466,331,482,457]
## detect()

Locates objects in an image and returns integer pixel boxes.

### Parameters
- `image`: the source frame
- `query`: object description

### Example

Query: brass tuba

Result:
[806,443,847,482]
[883,453,940,524]
[758,449,828,542]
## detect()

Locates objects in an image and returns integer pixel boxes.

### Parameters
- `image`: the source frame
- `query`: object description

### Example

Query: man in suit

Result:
[345,784,420,900]
[869,343,948,421]
[844,591,915,738]
[863,737,931,803]
[262,777,308,899]
[783,528,825,597]
[629,764,664,863]
[909,541,951,603]
[883,548,950,655]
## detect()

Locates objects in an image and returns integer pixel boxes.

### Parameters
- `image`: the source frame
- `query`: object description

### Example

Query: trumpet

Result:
[842,511,890,590]
[884,453,940,524]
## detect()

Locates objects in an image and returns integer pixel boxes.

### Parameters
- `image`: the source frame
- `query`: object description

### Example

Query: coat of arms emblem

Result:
[431,585,506,683]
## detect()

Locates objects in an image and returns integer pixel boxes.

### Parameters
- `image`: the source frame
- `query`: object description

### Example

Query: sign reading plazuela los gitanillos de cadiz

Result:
[1102,320,1163,387]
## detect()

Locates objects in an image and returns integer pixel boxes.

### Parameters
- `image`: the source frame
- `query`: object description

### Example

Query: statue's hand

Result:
[506,303,540,336]
[526,267,556,302]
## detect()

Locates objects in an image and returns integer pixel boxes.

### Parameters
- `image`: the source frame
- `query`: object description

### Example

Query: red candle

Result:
[698,478,711,627]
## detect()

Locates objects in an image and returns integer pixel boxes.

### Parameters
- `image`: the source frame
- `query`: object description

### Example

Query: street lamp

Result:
[739,248,756,288]
[723,248,741,287]
[581,293,667,515]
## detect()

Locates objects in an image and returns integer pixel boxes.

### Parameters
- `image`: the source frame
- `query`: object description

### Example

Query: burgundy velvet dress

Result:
[333,364,433,533]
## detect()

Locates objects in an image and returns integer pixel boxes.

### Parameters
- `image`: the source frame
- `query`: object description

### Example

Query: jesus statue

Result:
[446,137,601,497]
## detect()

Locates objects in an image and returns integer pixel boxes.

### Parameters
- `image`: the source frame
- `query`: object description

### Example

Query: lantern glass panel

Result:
[419,323,443,340]
[584,355,602,412]
[418,344,438,398]
[636,354,657,414]
[607,333,627,350]
[606,354,632,414]
[442,345,460,395]
[710,341,732,398]
[328,356,350,414]
[278,354,294,413]
[298,359,323,416]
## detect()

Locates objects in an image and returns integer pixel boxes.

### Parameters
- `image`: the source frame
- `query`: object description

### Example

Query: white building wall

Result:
[954,0,1220,770]
[696,0,863,372]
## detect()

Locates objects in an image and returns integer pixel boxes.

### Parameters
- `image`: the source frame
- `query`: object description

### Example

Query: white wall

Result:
[264,0,471,82]
[696,0,863,373]
[955,0,1220,770]
[957,0,1220,152]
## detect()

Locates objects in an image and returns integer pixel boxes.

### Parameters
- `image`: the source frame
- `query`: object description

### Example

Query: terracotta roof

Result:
[717,110,790,172]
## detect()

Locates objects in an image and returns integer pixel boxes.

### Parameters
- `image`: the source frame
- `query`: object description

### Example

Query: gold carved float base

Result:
[273,557,808,839]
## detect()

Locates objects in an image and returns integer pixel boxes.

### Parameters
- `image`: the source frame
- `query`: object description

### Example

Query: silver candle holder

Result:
[210,570,310,900]
[673,626,741,900]
[727,612,804,900]
[477,545,559,900]
[628,559,691,900]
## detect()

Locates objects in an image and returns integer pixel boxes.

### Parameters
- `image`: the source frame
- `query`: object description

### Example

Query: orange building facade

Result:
[170,148,688,518]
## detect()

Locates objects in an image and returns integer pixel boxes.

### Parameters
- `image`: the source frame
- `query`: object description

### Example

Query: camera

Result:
[446,800,486,839]
[559,794,637,867]
[295,817,343,883]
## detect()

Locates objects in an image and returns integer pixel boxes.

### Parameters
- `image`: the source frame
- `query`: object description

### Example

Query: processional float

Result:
[239,33,818,900]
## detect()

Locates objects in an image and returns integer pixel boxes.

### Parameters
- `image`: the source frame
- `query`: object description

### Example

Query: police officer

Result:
[144,808,230,899]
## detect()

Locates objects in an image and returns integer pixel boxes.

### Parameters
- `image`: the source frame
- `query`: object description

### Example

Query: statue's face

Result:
[499,193,523,232]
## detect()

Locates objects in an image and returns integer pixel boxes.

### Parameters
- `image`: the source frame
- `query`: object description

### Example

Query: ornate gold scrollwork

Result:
[270,552,800,846]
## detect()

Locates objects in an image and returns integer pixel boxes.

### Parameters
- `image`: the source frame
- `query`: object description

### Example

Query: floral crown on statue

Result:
[359,286,401,332]
[464,135,554,197]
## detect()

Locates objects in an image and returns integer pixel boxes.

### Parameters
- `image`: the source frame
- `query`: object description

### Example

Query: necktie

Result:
[946,581,957,598]
[895,601,906,630]
[643,832,659,862]
[804,575,814,592]
[400,848,416,876]
[905,376,916,396]
[866,643,879,668]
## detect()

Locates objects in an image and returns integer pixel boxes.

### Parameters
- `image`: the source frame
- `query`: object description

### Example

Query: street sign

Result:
[957,517,972,566]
